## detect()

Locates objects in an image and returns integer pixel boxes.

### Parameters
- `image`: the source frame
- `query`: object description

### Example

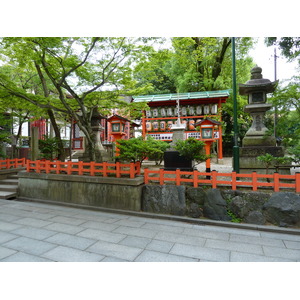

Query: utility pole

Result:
[274,47,279,144]
[232,37,239,172]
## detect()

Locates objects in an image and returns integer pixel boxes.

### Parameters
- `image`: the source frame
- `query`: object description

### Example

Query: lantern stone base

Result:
[239,146,289,174]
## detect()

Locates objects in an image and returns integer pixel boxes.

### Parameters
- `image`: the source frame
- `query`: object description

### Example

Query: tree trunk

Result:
[47,109,66,161]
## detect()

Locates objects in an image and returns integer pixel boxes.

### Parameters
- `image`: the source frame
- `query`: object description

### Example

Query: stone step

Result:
[0,179,18,185]
[7,174,19,179]
[0,184,17,192]
[0,191,17,199]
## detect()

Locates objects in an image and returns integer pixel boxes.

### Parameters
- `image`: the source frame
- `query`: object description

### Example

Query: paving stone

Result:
[47,216,86,226]
[0,220,22,232]
[183,227,230,241]
[113,226,158,239]
[113,219,146,228]
[80,220,120,232]
[135,250,198,262]
[3,237,56,256]
[119,236,152,249]
[87,240,142,261]
[101,257,129,262]
[170,243,230,261]
[199,225,261,237]
[141,223,185,234]
[154,231,206,247]
[229,233,286,248]
[14,217,53,228]
[42,246,104,262]
[77,228,126,243]
[45,232,96,250]
[0,230,19,244]
[0,246,17,260]
[261,232,300,242]
[1,252,54,262]
[205,239,264,255]
[146,239,174,253]
[283,240,300,250]
[0,213,22,222]
[44,222,85,235]
[11,227,57,240]
[230,251,293,262]
[263,246,300,260]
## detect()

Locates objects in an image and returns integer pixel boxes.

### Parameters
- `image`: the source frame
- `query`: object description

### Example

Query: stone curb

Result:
[16,197,300,236]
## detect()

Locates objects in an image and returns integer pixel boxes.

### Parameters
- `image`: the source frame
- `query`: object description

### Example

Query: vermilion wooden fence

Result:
[26,160,141,179]
[1,158,300,192]
[0,158,26,170]
[144,168,300,193]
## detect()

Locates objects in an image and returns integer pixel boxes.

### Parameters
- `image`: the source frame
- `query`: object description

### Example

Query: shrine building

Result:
[132,90,230,160]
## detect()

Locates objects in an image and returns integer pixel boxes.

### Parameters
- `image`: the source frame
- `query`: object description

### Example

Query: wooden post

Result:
[130,162,134,179]
[159,168,164,185]
[176,168,181,186]
[116,162,121,178]
[211,170,217,188]
[274,172,280,192]
[103,162,107,177]
[144,168,149,184]
[252,171,257,191]
[193,169,198,188]
[232,171,237,190]
[295,173,300,193]
[90,161,95,176]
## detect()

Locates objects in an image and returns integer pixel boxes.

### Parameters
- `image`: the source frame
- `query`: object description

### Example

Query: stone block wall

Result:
[18,171,144,211]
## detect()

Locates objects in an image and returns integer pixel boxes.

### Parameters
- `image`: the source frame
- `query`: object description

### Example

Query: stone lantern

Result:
[238,66,286,173]
[239,66,278,147]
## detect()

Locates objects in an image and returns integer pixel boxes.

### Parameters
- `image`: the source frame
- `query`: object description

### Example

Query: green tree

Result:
[268,77,300,147]
[0,37,153,161]
[266,37,300,63]
[174,137,207,164]
[117,136,170,165]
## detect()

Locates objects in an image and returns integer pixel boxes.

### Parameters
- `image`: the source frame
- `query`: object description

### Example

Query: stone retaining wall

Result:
[18,171,144,211]
[142,185,300,228]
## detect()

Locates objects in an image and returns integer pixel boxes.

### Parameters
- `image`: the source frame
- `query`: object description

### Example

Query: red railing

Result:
[26,160,141,179]
[0,158,26,170]
[144,168,300,193]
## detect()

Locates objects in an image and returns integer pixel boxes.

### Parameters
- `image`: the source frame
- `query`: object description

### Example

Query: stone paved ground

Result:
[1,199,300,262]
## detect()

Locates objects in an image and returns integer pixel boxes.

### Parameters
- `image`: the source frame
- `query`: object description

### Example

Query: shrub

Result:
[116,136,170,165]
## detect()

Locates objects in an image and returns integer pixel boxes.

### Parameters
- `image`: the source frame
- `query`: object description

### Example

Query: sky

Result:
[249,37,299,83]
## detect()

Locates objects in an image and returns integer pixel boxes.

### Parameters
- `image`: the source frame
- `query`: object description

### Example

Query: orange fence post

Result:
[274,172,280,192]
[67,161,72,175]
[144,168,149,184]
[136,162,141,175]
[103,162,107,177]
[193,170,198,188]
[295,173,300,193]
[116,162,121,178]
[78,161,83,175]
[90,161,95,176]
[175,169,181,186]
[159,168,164,185]
[130,162,135,179]
[231,171,237,190]
[45,160,50,174]
[211,170,217,188]
[252,171,257,191]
